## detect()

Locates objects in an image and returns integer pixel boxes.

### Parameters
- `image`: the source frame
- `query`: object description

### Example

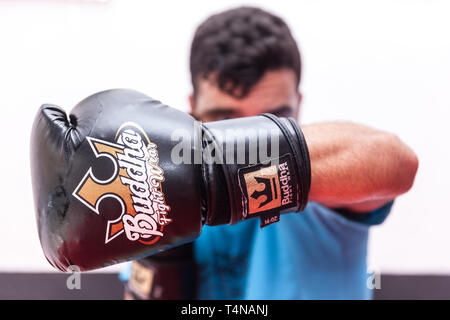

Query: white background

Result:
[0,0,448,274]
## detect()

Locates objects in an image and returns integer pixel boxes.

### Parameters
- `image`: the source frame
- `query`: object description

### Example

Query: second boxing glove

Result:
[124,243,197,300]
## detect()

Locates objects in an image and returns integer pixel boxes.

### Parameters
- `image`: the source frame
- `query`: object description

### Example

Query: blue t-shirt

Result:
[120,201,393,300]
[194,201,393,300]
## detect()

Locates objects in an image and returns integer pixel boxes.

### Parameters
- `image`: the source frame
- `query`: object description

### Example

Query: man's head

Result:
[189,6,302,122]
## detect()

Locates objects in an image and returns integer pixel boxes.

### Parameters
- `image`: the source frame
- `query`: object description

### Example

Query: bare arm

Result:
[302,122,419,212]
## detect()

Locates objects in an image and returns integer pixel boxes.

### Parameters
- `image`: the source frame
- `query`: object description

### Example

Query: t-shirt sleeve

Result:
[333,200,395,226]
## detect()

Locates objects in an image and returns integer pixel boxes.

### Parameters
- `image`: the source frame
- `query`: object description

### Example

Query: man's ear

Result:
[294,91,303,120]
[188,93,195,116]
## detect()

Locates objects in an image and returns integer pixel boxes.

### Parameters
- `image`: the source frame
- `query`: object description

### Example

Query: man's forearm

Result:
[301,121,418,212]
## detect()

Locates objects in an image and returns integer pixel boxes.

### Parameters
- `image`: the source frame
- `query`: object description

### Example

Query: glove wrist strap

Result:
[201,115,311,228]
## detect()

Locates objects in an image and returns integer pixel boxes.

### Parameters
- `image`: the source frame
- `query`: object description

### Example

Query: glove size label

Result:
[73,122,172,245]
[238,154,297,224]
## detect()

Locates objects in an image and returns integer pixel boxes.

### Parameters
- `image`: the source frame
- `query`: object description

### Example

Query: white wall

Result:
[0,0,448,273]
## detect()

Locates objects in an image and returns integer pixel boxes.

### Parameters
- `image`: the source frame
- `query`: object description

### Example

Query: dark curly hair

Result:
[190,6,301,99]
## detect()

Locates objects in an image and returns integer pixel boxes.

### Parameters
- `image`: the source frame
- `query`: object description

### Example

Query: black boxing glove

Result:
[31,89,310,271]
[124,243,197,300]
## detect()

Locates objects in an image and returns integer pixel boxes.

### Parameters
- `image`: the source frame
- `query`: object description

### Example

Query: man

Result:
[123,6,418,299]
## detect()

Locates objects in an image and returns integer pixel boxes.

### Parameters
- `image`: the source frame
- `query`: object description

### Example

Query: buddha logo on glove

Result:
[239,155,297,217]
[73,122,171,245]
